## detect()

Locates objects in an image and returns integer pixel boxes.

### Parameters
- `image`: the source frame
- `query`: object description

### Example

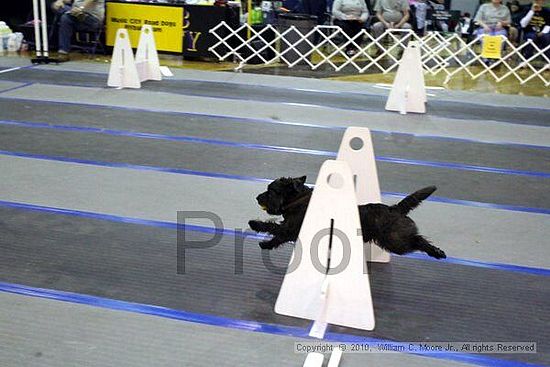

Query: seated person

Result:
[506,0,524,44]
[51,0,73,15]
[332,0,369,55]
[520,0,550,59]
[372,0,412,39]
[474,0,511,38]
[56,0,105,61]
[460,12,473,36]
[49,0,73,48]
[300,0,328,43]
[301,0,329,25]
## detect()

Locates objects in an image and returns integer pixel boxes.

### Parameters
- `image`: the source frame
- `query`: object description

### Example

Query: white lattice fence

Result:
[209,21,549,86]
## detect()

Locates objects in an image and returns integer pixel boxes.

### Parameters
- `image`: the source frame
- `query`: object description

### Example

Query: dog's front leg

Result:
[259,236,289,250]
[258,221,297,250]
[248,220,280,235]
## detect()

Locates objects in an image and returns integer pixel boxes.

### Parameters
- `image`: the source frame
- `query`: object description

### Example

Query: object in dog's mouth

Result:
[248,176,446,259]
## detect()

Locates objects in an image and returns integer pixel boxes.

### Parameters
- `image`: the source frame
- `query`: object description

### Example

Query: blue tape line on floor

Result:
[0,149,270,182]
[0,199,548,276]
[0,149,549,215]
[0,82,35,95]
[3,69,550,127]
[1,119,549,178]
[0,281,544,367]
[1,95,549,151]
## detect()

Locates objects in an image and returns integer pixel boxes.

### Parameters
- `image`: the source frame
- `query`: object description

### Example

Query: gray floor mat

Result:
[0,206,548,365]
[0,68,549,126]
[0,98,549,174]
[0,124,548,210]
[0,292,477,367]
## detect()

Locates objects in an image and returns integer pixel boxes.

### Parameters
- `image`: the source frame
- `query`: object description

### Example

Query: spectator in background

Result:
[301,0,329,25]
[50,0,73,49]
[460,12,473,36]
[372,0,412,39]
[51,0,72,15]
[520,0,550,59]
[507,0,523,44]
[509,0,525,25]
[300,0,328,44]
[56,0,105,61]
[474,0,511,38]
[332,0,369,55]
[410,0,429,35]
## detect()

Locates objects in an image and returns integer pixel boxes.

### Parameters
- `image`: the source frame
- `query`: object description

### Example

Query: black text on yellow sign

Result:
[106,3,183,53]
[481,35,503,59]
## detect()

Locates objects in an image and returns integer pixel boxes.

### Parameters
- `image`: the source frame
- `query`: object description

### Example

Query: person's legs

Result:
[538,32,550,59]
[335,20,363,52]
[79,14,101,33]
[349,21,364,50]
[475,27,489,39]
[522,31,537,59]
[334,19,354,51]
[399,23,412,46]
[508,26,518,45]
[372,21,387,39]
[58,13,101,58]
[58,13,78,53]
[492,28,507,37]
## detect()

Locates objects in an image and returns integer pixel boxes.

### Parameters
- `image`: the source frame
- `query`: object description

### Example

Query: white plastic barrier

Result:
[108,25,164,89]
[385,41,427,114]
[135,25,162,82]
[336,127,390,263]
[209,22,549,86]
[108,29,141,89]
[275,160,375,338]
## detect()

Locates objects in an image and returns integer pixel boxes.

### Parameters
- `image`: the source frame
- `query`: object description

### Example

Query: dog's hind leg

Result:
[413,235,446,259]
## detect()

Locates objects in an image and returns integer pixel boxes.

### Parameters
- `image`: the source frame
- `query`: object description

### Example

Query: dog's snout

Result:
[256,192,267,205]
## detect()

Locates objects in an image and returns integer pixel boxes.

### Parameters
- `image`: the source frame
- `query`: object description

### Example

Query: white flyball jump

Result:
[336,127,390,263]
[108,25,163,89]
[135,25,162,82]
[385,41,427,114]
[275,160,375,336]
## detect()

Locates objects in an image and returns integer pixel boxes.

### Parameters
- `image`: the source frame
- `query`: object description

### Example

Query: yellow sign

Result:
[481,35,503,59]
[106,3,183,53]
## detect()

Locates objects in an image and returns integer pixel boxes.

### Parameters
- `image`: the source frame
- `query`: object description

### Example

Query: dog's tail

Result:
[395,186,436,215]
[414,235,446,259]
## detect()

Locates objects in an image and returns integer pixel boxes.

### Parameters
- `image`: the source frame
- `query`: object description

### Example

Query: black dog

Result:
[248,176,446,259]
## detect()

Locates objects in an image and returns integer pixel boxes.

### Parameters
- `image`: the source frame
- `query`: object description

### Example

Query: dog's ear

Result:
[292,176,307,189]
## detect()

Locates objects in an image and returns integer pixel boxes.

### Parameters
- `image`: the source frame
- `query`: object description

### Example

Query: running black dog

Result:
[248,176,446,259]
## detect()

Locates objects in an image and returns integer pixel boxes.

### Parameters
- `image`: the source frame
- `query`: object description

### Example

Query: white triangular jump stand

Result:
[337,127,390,263]
[107,29,141,89]
[275,160,375,336]
[135,25,162,82]
[385,41,426,114]
[303,352,324,367]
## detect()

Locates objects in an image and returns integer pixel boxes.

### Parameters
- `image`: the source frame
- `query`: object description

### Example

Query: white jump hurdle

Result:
[108,25,164,89]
